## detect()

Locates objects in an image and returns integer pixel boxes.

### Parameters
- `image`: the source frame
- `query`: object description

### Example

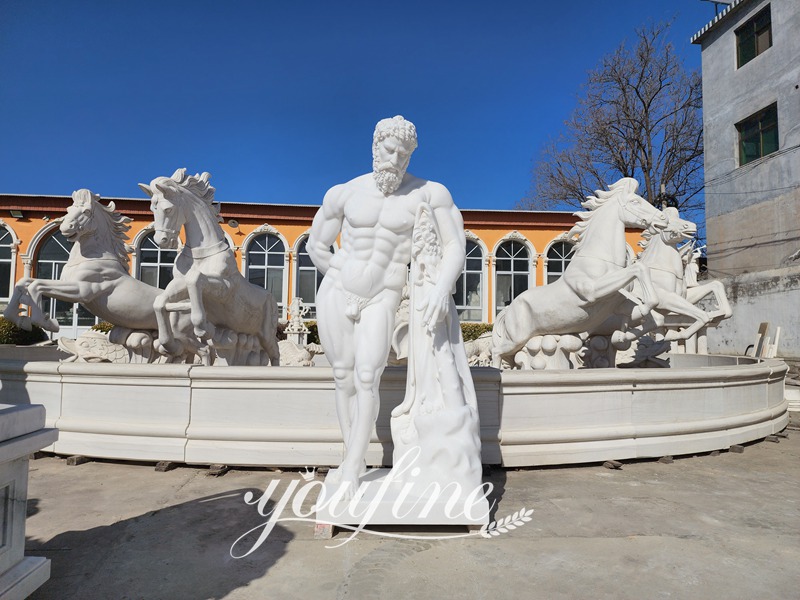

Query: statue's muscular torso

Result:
[327,173,429,300]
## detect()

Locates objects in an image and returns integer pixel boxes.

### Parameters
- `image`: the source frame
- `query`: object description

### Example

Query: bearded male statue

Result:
[308,116,481,498]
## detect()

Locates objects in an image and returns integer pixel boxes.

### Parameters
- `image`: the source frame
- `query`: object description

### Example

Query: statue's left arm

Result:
[422,182,467,329]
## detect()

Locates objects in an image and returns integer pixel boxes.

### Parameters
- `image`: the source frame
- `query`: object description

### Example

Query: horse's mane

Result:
[566,177,640,247]
[72,189,132,266]
[149,168,221,221]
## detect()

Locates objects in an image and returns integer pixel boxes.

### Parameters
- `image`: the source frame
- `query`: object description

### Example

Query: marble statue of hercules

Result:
[307,115,468,494]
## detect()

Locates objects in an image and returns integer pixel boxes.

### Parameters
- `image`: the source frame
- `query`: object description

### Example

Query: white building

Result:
[692,0,800,360]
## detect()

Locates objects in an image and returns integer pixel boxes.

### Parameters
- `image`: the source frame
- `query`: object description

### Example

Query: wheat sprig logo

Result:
[480,508,534,538]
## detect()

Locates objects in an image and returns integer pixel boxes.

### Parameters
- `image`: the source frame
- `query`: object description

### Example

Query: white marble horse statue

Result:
[139,169,280,366]
[491,177,668,368]
[3,189,200,361]
[608,207,732,344]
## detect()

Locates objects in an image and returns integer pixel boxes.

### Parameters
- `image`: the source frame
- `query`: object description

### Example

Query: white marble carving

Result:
[0,404,58,598]
[588,208,733,366]
[389,203,485,504]
[492,178,668,368]
[277,340,323,367]
[614,207,732,344]
[2,190,200,363]
[513,333,584,370]
[139,169,280,366]
[308,116,487,523]
[285,296,311,345]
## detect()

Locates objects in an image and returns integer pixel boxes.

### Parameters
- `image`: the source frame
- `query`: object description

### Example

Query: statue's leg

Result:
[658,292,712,341]
[315,279,357,486]
[153,278,187,354]
[3,278,34,328]
[338,296,396,491]
[26,279,95,332]
[185,270,215,340]
[256,292,281,366]
[686,281,732,319]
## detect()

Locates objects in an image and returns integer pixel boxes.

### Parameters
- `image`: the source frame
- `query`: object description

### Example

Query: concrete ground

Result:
[26,431,799,600]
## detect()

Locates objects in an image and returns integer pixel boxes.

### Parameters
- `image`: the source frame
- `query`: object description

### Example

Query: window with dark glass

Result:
[0,227,13,300]
[736,5,771,68]
[295,238,328,319]
[737,103,778,165]
[454,241,483,322]
[546,241,576,284]
[246,233,285,311]
[37,231,97,327]
[494,241,529,315]
[137,232,177,290]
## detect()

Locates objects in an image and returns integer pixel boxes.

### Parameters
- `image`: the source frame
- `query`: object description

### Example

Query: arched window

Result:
[0,226,14,302]
[246,233,285,312]
[546,241,576,284]
[137,232,177,290]
[454,240,483,322]
[295,238,328,319]
[36,231,97,331]
[494,241,529,315]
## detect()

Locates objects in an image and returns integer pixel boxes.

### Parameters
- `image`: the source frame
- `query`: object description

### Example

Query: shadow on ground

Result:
[27,490,291,600]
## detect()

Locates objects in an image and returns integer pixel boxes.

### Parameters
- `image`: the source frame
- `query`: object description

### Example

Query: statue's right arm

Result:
[308,185,345,275]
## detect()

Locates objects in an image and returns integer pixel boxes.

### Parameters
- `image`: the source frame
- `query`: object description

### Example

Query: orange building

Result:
[0,193,643,338]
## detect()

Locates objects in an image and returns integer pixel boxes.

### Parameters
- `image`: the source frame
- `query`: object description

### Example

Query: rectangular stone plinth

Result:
[315,468,491,530]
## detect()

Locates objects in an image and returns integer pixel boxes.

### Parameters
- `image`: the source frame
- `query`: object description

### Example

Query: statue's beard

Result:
[373,162,404,195]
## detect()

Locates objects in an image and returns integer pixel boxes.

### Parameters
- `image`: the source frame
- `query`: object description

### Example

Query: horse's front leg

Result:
[686,281,733,320]
[2,277,36,328]
[153,278,188,355]
[24,279,100,332]
[657,292,713,342]
[579,263,658,315]
[185,271,221,341]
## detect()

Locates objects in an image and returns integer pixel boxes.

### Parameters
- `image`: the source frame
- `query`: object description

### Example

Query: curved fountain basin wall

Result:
[0,351,787,467]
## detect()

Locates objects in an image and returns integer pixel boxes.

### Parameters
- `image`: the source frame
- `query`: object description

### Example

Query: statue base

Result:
[314,468,491,539]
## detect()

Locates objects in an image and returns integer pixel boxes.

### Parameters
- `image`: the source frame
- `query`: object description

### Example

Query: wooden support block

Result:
[155,461,178,472]
[207,464,229,477]
[603,460,622,470]
[730,445,744,454]
[765,435,780,443]
[775,431,789,438]
[66,455,91,466]
[29,452,48,460]
[658,456,674,464]
[314,523,334,539]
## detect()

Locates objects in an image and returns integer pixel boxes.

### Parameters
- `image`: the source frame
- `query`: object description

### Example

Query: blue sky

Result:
[0,1,716,210]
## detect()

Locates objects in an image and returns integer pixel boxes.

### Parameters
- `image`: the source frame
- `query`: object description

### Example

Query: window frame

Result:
[493,239,532,317]
[137,231,178,290]
[453,239,484,323]
[736,102,779,166]
[245,232,286,313]
[735,5,772,68]
[545,239,576,284]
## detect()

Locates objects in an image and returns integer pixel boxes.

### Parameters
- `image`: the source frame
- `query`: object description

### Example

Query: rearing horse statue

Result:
[3,189,200,361]
[604,207,732,344]
[491,177,667,367]
[139,169,280,366]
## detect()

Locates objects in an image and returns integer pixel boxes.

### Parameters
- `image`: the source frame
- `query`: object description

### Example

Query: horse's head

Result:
[608,178,668,231]
[61,189,101,242]
[139,171,187,249]
[659,207,697,246]
[139,168,215,249]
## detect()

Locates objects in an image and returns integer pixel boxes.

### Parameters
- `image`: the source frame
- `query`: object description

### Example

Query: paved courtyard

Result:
[26,429,799,600]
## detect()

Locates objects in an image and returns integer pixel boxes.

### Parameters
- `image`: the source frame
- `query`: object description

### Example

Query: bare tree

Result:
[521,22,704,220]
